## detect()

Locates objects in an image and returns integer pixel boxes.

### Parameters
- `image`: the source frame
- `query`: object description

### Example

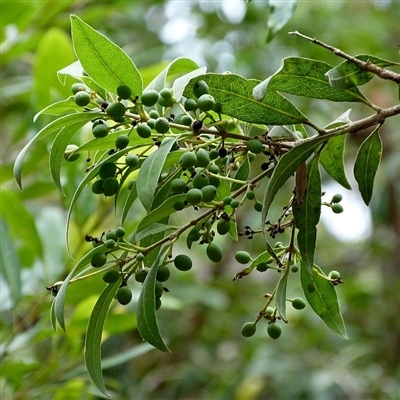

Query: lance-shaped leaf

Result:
[354,127,382,205]
[184,73,308,125]
[265,0,298,43]
[301,264,347,339]
[85,279,121,397]
[253,57,368,104]
[293,155,322,275]
[231,156,250,192]
[275,269,289,321]
[326,55,400,90]
[136,245,171,352]
[70,15,143,96]
[33,96,79,122]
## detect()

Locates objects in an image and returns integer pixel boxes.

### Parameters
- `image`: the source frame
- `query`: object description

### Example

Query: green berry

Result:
[156,297,162,310]
[332,194,343,203]
[171,178,186,194]
[155,281,164,298]
[209,175,220,188]
[174,254,193,271]
[156,266,170,282]
[206,242,223,263]
[117,85,132,100]
[71,83,86,94]
[292,297,307,310]
[92,123,109,138]
[158,96,174,107]
[256,262,268,272]
[329,270,341,280]
[181,115,193,126]
[102,178,119,196]
[116,286,132,305]
[63,144,80,162]
[223,197,233,206]
[99,162,117,179]
[105,230,118,241]
[212,102,222,113]
[105,239,116,249]
[141,90,159,107]
[135,268,149,283]
[126,154,139,168]
[208,164,219,174]
[291,263,300,273]
[209,149,219,160]
[137,123,152,139]
[146,118,156,129]
[246,139,264,154]
[91,252,107,268]
[180,152,197,169]
[173,201,185,211]
[235,251,251,264]
[159,88,173,100]
[106,102,126,121]
[217,219,230,235]
[195,148,210,167]
[154,117,170,134]
[193,80,209,98]
[136,252,145,262]
[230,199,240,209]
[197,94,215,112]
[267,323,282,340]
[241,322,256,337]
[149,110,160,119]
[92,179,104,194]
[74,91,90,107]
[115,134,130,149]
[192,173,210,189]
[184,98,198,111]
[201,185,217,202]
[186,188,203,205]
[254,201,263,212]
[103,269,120,283]
[246,190,255,200]
[115,227,125,238]
[332,204,344,214]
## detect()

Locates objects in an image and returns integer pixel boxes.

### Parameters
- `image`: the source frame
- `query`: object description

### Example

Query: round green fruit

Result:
[135,268,149,283]
[91,252,107,268]
[192,173,209,189]
[158,96,174,107]
[292,297,306,310]
[332,204,344,214]
[193,80,209,98]
[105,230,117,241]
[92,123,109,138]
[156,266,171,282]
[173,201,185,211]
[105,239,116,249]
[217,219,230,235]
[115,134,130,149]
[102,177,119,196]
[246,190,255,200]
[186,188,203,205]
[149,110,160,119]
[71,83,86,94]
[92,179,104,194]
[174,254,193,271]
[115,227,125,238]
[241,322,256,338]
[184,98,198,111]
[159,88,173,100]
[206,242,223,263]
[74,91,90,107]
[117,85,132,100]
[209,175,220,188]
[154,117,170,134]
[235,251,251,264]
[291,263,300,273]
[180,152,197,169]
[99,162,117,179]
[329,270,341,280]
[195,148,210,167]
[256,262,268,272]
[136,123,152,139]
[106,102,126,121]
[171,178,186,194]
[331,194,343,204]
[230,200,240,209]
[208,164,219,174]
[209,149,219,160]
[103,269,120,283]
[126,154,139,168]
[254,201,263,212]
[155,281,164,298]
[63,144,80,162]
[116,286,132,305]
[267,323,282,340]
[246,139,264,154]
[201,185,217,202]
[141,90,159,107]
[197,94,215,112]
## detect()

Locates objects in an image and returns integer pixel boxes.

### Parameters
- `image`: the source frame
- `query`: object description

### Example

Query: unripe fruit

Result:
[115,227,125,238]
[156,297,162,310]
[136,252,145,262]
[184,98,198,111]
[116,286,132,305]
[193,80,209,98]
[230,199,240,209]
[156,266,170,282]
[192,173,210,189]
[235,251,251,264]
[158,96,174,107]
[102,177,119,196]
[332,204,343,214]
[201,185,217,202]
[246,139,264,154]
[213,102,222,113]
[209,149,219,160]
[159,88,173,100]
[92,179,104,194]
[147,118,156,129]
[291,263,300,273]
[256,262,268,272]
[186,188,203,205]
[135,268,149,283]
[246,190,255,200]
[117,85,132,100]
[91,252,107,268]
[329,270,341,280]
[331,194,343,203]
[197,94,215,112]
[126,154,139,168]
[137,123,152,139]
[195,148,210,167]
[141,90,159,107]
[223,196,233,206]
[106,102,126,121]
[217,219,230,235]
[115,134,130,149]
[103,269,120,283]
[267,323,282,340]
[149,110,160,119]
[206,242,223,263]
[241,322,256,337]
[99,162,117,179]
[154,117,170,134]
[181,115,192,126]
[171,178,186,194]
[105,239,116,249]
[74,91,90,107]
[209,175,220,188]
[292,297,307,310]
[180,152,197,169]
[155,281,164,298]
[92,123,109,138]
[64,144,80,162]
[105,229,118,241]
[71,83,86,94]
[254,201,263,212]
[173,201,185,211]
[208,164,219,174]
[174,254,193,271]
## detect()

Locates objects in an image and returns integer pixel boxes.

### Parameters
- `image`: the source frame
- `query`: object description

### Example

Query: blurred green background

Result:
[1,1,400,399]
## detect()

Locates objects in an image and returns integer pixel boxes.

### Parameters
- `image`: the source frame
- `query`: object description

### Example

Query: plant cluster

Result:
[14,15,400,396]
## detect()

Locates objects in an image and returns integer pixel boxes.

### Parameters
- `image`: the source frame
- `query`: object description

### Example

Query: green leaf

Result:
[353,127,382,205]
[84,279,121,398]
[184,73,308,125]
[33,96,79,122]
[132,223,175,243]
[275,270,289,320]
[232,156,250,192]
[253,57,368,103]
[172,66,207,102]
[301,264,347,339]
[326,55,400,89]
[137,137,178,211]
[121,180,138,224]
[70,15,143,96]
[292,155,322,274]
[136,245,171,352]
[265,0,298,43]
